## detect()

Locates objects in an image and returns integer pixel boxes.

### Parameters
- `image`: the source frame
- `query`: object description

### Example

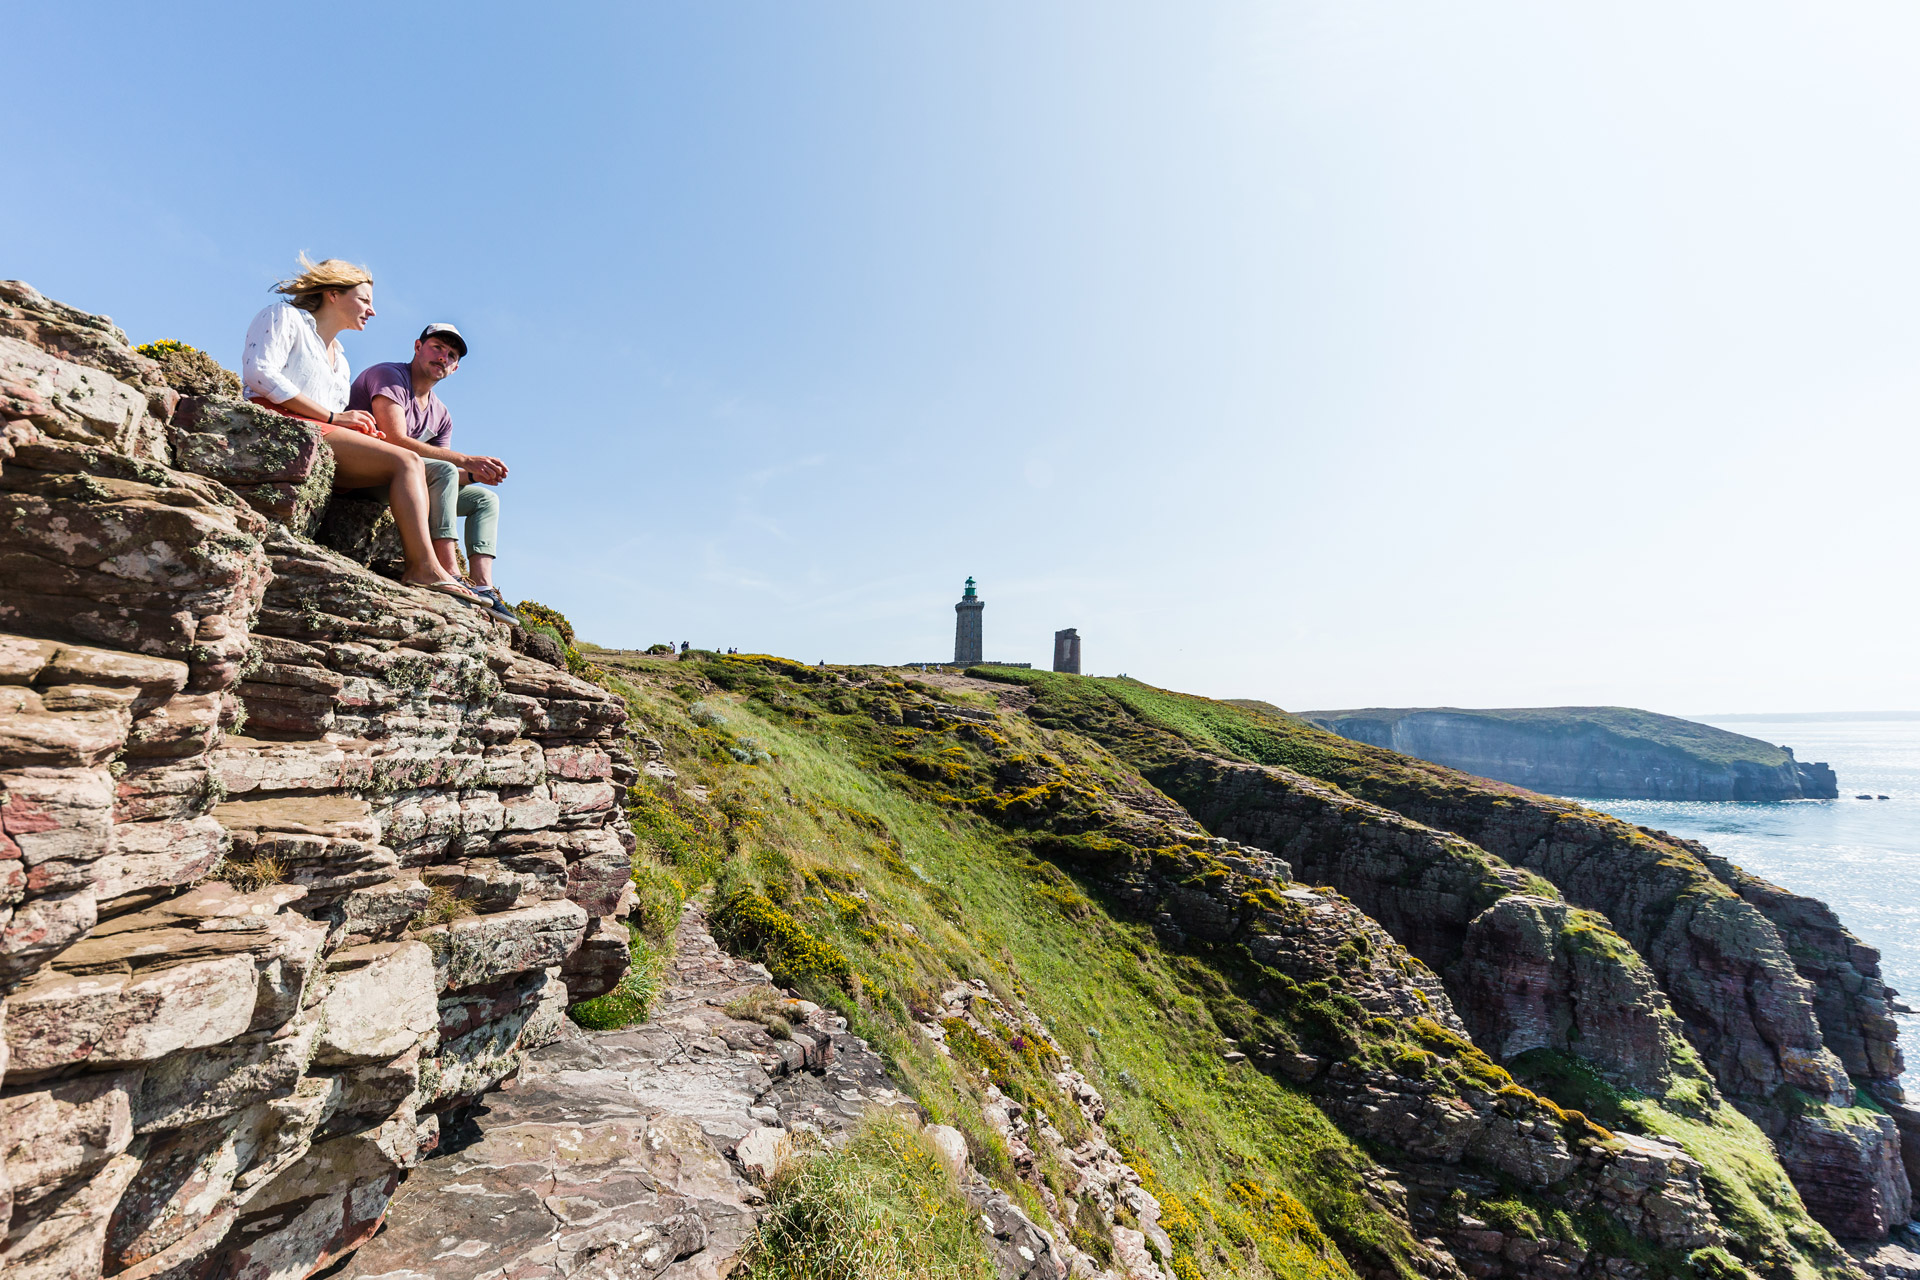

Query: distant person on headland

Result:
[346,325,515,624]
[240,255,487,607]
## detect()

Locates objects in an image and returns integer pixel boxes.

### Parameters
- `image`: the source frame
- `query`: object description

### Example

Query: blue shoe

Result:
[467,582,520,626]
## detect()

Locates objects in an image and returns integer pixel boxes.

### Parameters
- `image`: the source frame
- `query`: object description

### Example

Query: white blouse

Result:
[241,301,350,412]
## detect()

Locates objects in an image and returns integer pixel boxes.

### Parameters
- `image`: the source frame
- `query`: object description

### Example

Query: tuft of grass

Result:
[413,884,476,929]
[570,926,669,1030]
[214,854,286,893]
[725,986,800,1039]
[741,1114,998,1280]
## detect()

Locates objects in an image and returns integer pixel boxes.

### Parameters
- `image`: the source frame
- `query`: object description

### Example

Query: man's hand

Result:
[461,454,509,484]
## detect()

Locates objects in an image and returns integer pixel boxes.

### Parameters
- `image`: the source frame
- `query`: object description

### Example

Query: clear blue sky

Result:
[10,3,1920,714]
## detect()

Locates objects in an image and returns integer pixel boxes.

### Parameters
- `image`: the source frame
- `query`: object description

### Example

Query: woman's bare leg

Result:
[323,432,461,585]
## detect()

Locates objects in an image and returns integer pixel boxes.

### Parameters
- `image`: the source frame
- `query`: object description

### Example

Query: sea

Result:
[1570,714,1920,1095]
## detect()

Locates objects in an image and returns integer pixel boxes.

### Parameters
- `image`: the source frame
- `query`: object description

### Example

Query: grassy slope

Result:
[586,652,1391,1280]
[966,669,1854,1280]
[1293,706,1793,770]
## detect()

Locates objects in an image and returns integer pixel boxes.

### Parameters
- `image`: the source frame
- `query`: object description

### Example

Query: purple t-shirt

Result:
[347,362,453,448]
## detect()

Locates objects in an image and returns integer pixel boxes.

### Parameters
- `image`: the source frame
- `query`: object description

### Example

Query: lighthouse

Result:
[953,577,984,666]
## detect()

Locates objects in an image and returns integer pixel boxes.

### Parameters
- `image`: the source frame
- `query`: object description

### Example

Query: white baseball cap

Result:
[418,323,468,357]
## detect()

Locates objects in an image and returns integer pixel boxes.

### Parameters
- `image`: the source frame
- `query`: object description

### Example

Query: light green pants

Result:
[422,460,499,557]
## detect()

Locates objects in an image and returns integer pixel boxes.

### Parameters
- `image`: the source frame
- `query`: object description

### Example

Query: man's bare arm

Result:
[369,397,509,484]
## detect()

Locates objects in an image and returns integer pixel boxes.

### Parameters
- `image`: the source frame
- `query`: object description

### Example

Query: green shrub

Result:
[1161,1194,1201,1248]
[135,339,242,398]
[516,600,590,674]
[712,887,853,990]
[1391,1049,1434,1079]
[515,600,576,646]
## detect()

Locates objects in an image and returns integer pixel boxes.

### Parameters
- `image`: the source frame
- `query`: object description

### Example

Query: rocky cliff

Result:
[1,280,1912,1280]
[1301,707,1839,801]
[0,282,637,1279]
[995,675,1912,1245]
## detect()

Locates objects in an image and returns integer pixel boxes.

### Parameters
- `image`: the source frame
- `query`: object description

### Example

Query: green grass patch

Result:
[569,925,669,1030]
[741,1113,998,1280]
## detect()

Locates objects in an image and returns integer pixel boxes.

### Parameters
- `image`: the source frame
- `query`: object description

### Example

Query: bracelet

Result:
[326,412,335,424]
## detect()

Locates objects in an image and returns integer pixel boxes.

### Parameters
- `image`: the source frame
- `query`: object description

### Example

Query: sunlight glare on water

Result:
[1574,716,1920,1095]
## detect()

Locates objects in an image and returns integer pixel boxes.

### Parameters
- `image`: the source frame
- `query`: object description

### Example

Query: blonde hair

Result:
[272,253,373,313]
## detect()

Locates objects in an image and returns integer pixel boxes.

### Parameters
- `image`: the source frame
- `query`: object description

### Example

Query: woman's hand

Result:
[333,409,379,435]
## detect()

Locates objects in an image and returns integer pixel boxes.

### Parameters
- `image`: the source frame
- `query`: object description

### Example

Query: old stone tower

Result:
[954,576,984,665]
[1053,627,1081,674]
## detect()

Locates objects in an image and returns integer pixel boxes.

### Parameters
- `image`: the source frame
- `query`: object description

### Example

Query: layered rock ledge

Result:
[0,281,638,1279]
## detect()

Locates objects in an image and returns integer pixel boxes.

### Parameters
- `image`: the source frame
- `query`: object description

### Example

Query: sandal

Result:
[403,577,490,606]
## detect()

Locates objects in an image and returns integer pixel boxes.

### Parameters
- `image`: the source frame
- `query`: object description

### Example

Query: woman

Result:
[241,255,486,604]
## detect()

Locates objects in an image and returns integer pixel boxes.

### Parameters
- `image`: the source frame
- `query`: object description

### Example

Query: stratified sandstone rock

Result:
[1778,1104,1913,1241]
[217,1120,422,1280]
[312,942,439,1065]
[429,899,587,991]
[0,284,637,1280]
[1688,839,1909,1096]
[1,1149,142,1280]
[103,1120,240,1277]
[7,956,258,1075]
[168,396,337,533]
[1455,894,1678,1093]
[0,1070,136,1205]
[0,637,249,989]
[0,281,172,402]
[0,337,166,463]
[0,429,272,689]
[562,913,634,1001]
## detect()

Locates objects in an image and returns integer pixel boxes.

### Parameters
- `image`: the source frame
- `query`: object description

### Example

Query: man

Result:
[346,324,516,623]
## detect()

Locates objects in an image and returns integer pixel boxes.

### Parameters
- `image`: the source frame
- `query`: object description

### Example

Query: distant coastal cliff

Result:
[1298,705,1839,800]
